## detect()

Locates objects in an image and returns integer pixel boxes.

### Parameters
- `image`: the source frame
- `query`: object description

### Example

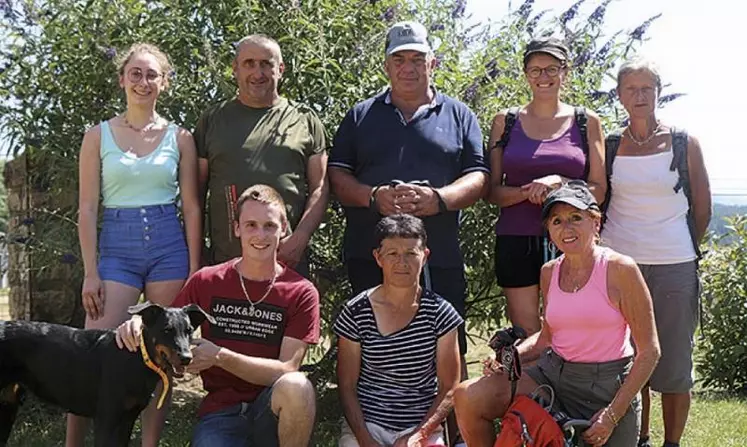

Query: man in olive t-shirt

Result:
[196,34,328,271]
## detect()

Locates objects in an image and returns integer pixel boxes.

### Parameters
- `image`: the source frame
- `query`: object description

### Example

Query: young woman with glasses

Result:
[67,43,201,447]
[486,37,607,336]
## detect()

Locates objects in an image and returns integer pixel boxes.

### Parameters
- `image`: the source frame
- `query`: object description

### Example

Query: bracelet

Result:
[431,188,448,214]
[369,185,384,210]
[605,406,619,426]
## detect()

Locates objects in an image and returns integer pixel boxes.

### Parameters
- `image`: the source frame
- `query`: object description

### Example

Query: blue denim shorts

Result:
[98,204,188,290]
[191,386,278,447]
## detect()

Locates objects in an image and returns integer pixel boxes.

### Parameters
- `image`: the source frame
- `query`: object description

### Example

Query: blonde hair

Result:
[115,43,172,84]
[235,184,288,224]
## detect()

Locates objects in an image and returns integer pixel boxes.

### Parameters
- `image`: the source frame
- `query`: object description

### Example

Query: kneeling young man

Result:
[117,184,320,447]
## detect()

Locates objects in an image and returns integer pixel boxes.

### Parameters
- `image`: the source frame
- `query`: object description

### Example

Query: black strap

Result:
[493,106,521,150]
[601,130,623,220]
[574,107,590,180]
[669,128,702,260]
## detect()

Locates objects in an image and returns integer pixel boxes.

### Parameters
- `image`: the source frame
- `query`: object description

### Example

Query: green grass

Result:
[5,337,747,446]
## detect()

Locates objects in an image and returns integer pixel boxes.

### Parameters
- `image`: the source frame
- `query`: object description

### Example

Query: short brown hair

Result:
[115,43,172,84]
[235,184,287,223]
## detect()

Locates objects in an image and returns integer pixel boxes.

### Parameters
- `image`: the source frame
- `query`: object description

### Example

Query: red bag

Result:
[494,395,566,447]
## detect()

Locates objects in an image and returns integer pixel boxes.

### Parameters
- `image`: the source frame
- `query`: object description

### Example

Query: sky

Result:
[468,0,747,201]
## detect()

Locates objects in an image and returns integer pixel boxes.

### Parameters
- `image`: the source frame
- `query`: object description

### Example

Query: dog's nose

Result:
[178,353,193,366]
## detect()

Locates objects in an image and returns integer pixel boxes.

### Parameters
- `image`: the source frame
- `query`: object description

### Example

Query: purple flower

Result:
[485,59,498,80]
[451,0,466,19]
[517,0,534,20]
[589,0,611,24]
[430,23,445,31]
[168,69,176,80]
[573,49,591,68]
[21,217,34,225]
[630,13,662,40]
[382,6,395,22]
[464,82,478,102]
[595,32,619,62]
[658,93,686,106]
[559,0,584,26]
[526,10,548,35]
[104,47,116,60]
[60,253,77,264]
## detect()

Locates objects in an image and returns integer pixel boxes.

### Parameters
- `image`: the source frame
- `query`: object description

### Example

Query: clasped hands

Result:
[372,181,441,217]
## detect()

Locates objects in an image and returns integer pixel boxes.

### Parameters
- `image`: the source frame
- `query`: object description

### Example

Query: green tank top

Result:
[100,120,180,207]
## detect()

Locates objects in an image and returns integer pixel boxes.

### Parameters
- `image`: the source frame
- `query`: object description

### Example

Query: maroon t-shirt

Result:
[173,259,320,416]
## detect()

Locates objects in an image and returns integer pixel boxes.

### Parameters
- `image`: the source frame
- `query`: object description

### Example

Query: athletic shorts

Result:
[495,235,560,288]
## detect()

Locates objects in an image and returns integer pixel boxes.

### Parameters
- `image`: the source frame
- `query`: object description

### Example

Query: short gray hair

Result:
[235,34,283,64]
[616,57,662,94]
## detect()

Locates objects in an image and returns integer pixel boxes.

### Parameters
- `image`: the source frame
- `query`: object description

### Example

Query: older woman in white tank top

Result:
[600,58,712,447]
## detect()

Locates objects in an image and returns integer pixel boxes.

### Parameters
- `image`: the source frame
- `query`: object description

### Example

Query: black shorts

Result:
[346,259,468,355]
[494,235,560,288]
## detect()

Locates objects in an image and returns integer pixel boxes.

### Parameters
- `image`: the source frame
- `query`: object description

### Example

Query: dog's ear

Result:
[128,302,165,327]
[183,304,216,329]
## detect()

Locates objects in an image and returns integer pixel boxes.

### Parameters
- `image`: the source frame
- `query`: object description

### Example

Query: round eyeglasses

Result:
[126,67,163,84]
[525,65,563,79]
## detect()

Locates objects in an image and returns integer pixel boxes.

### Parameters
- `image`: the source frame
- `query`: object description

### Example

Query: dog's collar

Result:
[139,332,170,410]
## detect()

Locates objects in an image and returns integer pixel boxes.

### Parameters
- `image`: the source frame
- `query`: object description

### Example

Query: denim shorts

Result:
[98,204,188,290]
[191,386,278,447]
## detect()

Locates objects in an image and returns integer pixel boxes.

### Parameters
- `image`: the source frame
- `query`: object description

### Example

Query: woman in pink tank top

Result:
[454,181,660,447]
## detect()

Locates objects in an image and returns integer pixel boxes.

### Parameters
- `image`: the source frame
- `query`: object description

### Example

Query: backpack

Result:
[494,106,591,180]
[494,395,566,447]
[602,127,701,259]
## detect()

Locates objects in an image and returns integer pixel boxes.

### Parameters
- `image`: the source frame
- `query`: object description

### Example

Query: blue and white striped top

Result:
[333,288,463,431]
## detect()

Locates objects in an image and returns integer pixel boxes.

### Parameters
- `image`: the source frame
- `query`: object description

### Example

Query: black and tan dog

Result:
[0,302,214,446]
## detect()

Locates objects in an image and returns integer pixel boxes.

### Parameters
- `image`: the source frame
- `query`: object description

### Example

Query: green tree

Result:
[0,0,670,398]
[698,215,747,394]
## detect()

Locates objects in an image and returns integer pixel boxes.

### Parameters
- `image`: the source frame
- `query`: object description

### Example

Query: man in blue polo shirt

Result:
[328,21,489,364]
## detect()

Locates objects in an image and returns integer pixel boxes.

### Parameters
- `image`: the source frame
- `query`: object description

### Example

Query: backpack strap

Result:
[574,107,590,179]
[601,129,623,219]
[669,127,702,260]
[493,106,521,150]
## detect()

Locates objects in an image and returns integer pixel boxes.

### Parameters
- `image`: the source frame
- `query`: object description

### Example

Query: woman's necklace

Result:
[233,260,277,313]
[123,114,160,133]
[625,122,661,146]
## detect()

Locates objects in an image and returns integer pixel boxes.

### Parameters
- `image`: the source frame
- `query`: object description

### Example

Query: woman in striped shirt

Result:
[334,214,463,447]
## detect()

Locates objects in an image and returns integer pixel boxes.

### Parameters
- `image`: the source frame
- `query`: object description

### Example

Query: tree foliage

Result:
[698,215,747,394]
[0,0,679,387]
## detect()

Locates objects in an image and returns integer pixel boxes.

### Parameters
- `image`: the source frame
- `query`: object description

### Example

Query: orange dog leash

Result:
[139,332,170,410]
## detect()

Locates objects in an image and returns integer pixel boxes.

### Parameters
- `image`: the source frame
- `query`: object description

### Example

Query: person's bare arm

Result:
[487,110,528,206]
[279,152,329,267]
[584,111,607,204]
[197,158,209,211]
[686,135,712,242]
[78,126,104,319]
[587,254,660,440]
[337,336,382,447]
[177,128,202,275]
[328,167,372,208]
[205,336,308,386]
[405,329,460,442]
[517,261,555,363]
